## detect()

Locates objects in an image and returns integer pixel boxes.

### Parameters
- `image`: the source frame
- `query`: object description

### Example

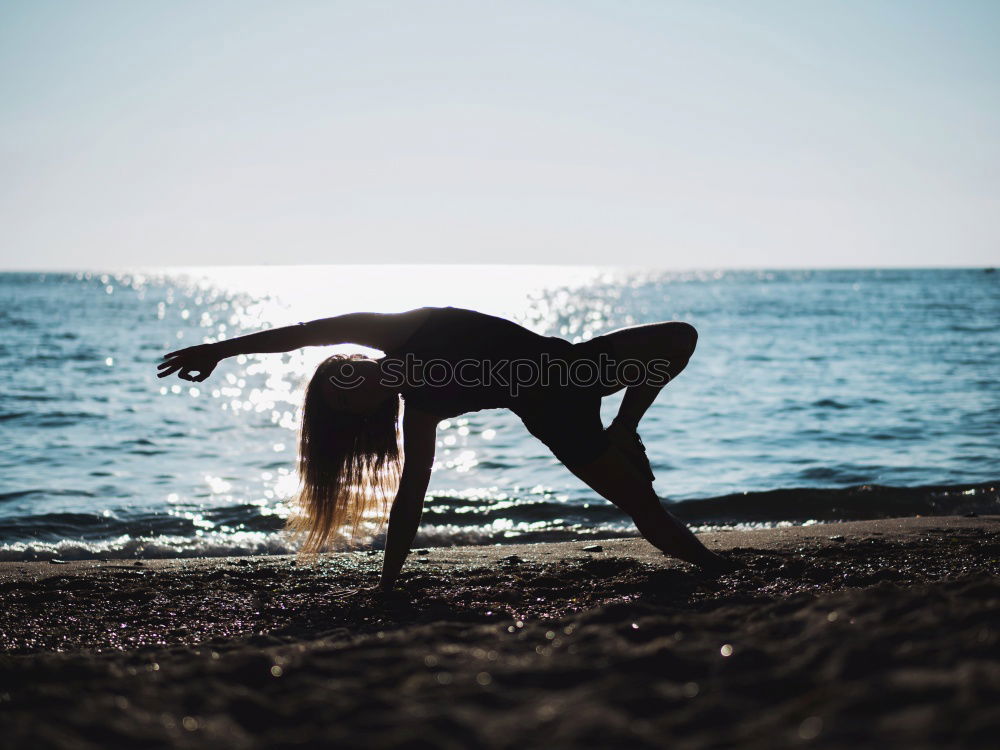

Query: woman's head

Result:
[289,354,401,554]
[317,356,391,414]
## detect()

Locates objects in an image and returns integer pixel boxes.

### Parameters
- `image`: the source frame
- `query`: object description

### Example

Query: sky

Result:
[1,0,998,270]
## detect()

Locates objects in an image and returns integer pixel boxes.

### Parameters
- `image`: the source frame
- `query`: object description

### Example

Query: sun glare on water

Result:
[193,264,605,323]
[139,264,612,530]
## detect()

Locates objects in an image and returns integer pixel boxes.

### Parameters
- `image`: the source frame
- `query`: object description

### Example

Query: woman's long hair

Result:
[289,354,401,554]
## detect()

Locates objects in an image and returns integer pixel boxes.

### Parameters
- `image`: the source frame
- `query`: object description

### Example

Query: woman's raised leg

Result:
[595,320,698,428]
[588,320,699,480]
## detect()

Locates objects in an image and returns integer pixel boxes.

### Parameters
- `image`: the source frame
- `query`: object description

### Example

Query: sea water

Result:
[1,266,997,559]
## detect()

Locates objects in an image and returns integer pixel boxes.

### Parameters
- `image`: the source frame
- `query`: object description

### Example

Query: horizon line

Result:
[0,262,995,274]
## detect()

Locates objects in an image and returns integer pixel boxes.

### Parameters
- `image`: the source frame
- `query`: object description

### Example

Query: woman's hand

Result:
[157,343,222,382]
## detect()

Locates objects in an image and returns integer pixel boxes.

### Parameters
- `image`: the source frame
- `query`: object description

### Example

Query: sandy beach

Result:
[2,515,998,748]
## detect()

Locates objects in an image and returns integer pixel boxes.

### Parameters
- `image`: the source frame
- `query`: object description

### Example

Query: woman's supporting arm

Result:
[378,408,438,590]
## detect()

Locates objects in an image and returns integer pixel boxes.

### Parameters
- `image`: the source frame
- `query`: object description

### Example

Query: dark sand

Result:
[2,516,999,749]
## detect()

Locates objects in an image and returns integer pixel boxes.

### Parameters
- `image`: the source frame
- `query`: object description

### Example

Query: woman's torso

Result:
[380,306,590,418]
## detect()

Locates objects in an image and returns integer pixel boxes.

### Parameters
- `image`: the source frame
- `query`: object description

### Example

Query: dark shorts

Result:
[511,335,617,469]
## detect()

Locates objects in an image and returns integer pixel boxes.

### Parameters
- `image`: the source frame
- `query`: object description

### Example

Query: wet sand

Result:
[2,516,999,748]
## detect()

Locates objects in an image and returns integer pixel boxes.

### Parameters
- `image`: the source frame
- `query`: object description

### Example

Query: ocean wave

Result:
[0,488,97,504]
[668,480,999,524]
[812,398,851,409]
[0,531,294,562]
[0,505,286,540]
[426,481,1000,528]
[0,481,994,562]
[0,412,33,422]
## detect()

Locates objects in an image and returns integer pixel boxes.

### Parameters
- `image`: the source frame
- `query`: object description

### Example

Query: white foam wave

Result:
[0,519,830,561]
[0,531,296,561]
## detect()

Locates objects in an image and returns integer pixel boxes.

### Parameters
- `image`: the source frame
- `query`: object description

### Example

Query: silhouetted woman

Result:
[158,306,730,589]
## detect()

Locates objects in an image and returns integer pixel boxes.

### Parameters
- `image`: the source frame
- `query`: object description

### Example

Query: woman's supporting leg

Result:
[568,443,732,570]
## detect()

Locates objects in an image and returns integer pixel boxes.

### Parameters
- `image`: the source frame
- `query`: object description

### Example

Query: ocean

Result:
[1,266,997,560]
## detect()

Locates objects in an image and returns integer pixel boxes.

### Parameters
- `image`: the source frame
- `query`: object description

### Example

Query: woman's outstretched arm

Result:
[378,408,438,590]
[157,308,432,382]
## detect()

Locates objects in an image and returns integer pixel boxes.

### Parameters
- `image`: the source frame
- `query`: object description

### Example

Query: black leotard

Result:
[381,306,615,467]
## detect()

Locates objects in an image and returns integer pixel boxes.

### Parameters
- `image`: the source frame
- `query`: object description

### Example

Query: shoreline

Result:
[2,479,995,562]
[0,513,994,589]
[3,515,998,748]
